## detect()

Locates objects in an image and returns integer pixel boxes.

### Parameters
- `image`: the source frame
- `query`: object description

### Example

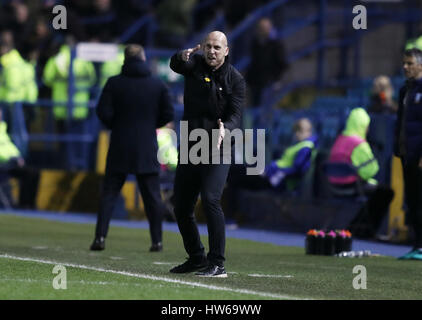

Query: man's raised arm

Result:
[169,44,201,75]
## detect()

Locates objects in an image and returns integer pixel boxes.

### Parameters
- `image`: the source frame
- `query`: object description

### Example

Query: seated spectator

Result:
[228,118,318,193]
[245,17,288,107]
[225,118,317,227]
[368,75,398,114]
[264,118,317,191]
[326,108,394,239]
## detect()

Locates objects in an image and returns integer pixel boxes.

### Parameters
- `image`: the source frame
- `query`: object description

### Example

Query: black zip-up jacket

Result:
[170,52,245,135]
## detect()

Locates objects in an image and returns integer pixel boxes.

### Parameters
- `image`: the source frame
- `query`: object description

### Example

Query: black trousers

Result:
[173,162,231,267]
[95,170,164,244]
[402,160,422,248]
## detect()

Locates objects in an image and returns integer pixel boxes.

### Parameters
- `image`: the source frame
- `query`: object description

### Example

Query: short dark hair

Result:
[124,44,145,61]
[404,48,422,64]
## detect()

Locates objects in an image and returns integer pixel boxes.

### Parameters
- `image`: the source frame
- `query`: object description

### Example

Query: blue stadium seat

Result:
[317,112,345,150]
[322,162,366,199]
[270,111,295,151]
[310,96,360,113]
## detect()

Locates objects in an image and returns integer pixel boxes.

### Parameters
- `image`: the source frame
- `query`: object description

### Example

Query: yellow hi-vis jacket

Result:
[0,121,21,163]
[0,49,38,103]
[43,45,96,120]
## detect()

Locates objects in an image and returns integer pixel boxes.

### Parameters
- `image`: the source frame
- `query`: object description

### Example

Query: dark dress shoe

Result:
[170,257,208,273]
[149,242,163,252]
[90,237,105,251]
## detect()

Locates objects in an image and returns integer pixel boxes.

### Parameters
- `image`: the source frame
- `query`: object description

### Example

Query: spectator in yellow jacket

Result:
[42,40,96,169]
[0,30,38,104]
[43,43,96,120]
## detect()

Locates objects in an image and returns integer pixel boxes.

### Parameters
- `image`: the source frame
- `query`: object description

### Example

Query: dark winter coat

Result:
[97,57,174,173]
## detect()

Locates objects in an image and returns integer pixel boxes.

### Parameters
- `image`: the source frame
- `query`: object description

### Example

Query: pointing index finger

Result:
[191,44,201,53]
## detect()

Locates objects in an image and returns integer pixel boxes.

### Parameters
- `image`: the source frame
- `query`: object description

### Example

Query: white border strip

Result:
[0,254,308,300]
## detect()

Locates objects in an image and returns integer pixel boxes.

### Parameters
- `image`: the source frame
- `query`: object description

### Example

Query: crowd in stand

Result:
[0,0,286,106]
[0,0,268,65]
[0,0,272,197]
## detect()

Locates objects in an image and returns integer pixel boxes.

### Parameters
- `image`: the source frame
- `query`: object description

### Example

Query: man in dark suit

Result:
[90,44,174,252]
[395,48,422,260]
[169,31,245,277]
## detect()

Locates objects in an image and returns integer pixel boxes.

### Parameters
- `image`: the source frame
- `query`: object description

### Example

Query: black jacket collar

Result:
[122,58,151,77]
[202,55,230,75]
[406,77,422,88]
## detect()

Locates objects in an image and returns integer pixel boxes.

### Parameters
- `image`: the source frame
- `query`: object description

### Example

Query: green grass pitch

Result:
[0,214,421,300]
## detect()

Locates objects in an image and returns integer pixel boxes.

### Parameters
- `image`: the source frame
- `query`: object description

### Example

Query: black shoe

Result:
[170,257,208,274]
[90,237,105,251]
[149,242,163,252]
[195,264,227,278]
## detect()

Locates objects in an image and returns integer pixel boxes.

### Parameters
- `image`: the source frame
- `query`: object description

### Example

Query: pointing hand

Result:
[217,119,225,150]
[181,44,201,62]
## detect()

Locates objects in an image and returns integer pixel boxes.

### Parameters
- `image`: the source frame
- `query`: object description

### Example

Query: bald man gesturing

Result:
[169,31,246,277]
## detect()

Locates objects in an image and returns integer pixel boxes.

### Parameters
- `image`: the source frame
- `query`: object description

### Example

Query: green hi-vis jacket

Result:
[0,121,20,164]
[43,45,96,120]
[271,138,316,190]
[99,47,125,88]
[0,49,38,103]
[275,140,315,169]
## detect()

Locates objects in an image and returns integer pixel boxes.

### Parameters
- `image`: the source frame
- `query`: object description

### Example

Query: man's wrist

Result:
[177,51,184,60]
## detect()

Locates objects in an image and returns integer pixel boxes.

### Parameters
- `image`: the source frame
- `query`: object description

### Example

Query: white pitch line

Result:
[248,274,293,278]
[153,261,177,265]
[0,278,148,287]
[0,254,308,300]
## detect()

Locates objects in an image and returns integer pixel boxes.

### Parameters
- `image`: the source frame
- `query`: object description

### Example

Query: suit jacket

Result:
[394,78,422,163]
[97,57,174,174]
